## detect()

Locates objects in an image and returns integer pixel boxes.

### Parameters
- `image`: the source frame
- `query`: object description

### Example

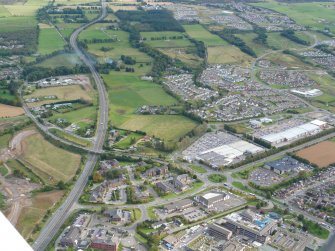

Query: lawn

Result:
[49,106,97,125]
[38,27,65,55]
[207,46,253,66]
[190,165,207,174]
[208,174,227,183]
[183,24,228,47]
[21,132,81,183]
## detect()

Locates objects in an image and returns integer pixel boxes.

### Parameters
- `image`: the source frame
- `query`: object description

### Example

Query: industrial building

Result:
[208,223,233,240]
[260,120,327,147]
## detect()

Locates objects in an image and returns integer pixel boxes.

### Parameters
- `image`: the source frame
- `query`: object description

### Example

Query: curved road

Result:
[32,1,108,250]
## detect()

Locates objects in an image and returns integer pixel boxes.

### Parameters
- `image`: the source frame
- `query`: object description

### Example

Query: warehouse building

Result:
[265,156,310,174]
[260,120,327,147]
[195,192,230,209]
[291,88,322,97]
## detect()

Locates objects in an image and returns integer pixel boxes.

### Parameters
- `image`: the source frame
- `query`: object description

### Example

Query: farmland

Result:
[296,141,335,168]
[36,53,82,68]
[20,132,81,183]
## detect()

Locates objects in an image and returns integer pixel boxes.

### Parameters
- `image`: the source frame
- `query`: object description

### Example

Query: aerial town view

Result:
[0,0,335,250]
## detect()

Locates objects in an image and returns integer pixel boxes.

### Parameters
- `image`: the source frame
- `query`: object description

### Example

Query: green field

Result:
[38,27,65,55]
[252,1,335,33]
[0,133,11,149]
[145,39,193,48]
[183,24,228,47]
[21,132,81,183]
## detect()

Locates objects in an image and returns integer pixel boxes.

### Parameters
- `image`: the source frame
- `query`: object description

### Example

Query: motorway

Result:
[32,1,109,250]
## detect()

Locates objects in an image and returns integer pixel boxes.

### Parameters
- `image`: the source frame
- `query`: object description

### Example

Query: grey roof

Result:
[266,156,307,171]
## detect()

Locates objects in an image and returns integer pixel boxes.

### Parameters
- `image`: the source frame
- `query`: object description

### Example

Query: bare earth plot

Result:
[296,141,335,168]
[0,104,24,118]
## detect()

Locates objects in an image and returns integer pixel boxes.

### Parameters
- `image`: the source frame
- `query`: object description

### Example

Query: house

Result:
[152,220,167,229]
[103,209,127,222]
[156,181,173,193]
[99,159,120,174]
[59,226,81,247]
[144,166,168,177]
[174,174,192,191]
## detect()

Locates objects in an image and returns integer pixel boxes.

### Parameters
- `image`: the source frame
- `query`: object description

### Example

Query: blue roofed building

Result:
[265,156,310,175]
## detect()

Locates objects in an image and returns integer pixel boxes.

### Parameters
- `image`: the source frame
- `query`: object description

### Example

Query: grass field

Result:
[49,128,92,147]
[183,24,228,47]
[21,132,81,183]
[264,52,312,70]
[24,85,93,107]
[207,46,253,66]
[267,32,306,50]
[252,1,335,33]
[16,190,64,239]
[145,39,193,48]
[0,104,24,118]
[38,26,65,55]
[103,71,197,143]
[120,115,197,144]
[36,53,82,68]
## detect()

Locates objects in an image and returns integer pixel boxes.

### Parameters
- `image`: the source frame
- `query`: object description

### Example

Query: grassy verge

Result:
[189,165,207,174]
[208,174,227,183]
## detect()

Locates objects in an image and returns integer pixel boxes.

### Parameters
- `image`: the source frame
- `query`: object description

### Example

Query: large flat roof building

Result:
[196,192,230,209]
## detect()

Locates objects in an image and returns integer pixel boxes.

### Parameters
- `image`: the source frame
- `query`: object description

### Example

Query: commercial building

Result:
[59,226,81,247]
[291,89,322,98]
[196,192,230,209]
[208,223,233,240]
[265,156,310,174]
[218,210,277,244]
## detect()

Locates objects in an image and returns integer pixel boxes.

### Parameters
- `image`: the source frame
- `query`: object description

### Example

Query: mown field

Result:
[21,132,81,183]
[36,53,82,68]
[183,24,228,47]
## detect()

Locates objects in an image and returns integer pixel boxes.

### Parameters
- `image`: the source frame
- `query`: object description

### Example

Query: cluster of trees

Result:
[82,38,118,44]
[115,10,184,32]
[121,55,136,65]
[23,65,90,81]
[0,80,21,106]
[281,30,310,45]
[143,35,184,41]
[47,7,83,15]
[214,29,256,57]
[189,38,206,58]
[0,28,38,56]
[253,27,268,46]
